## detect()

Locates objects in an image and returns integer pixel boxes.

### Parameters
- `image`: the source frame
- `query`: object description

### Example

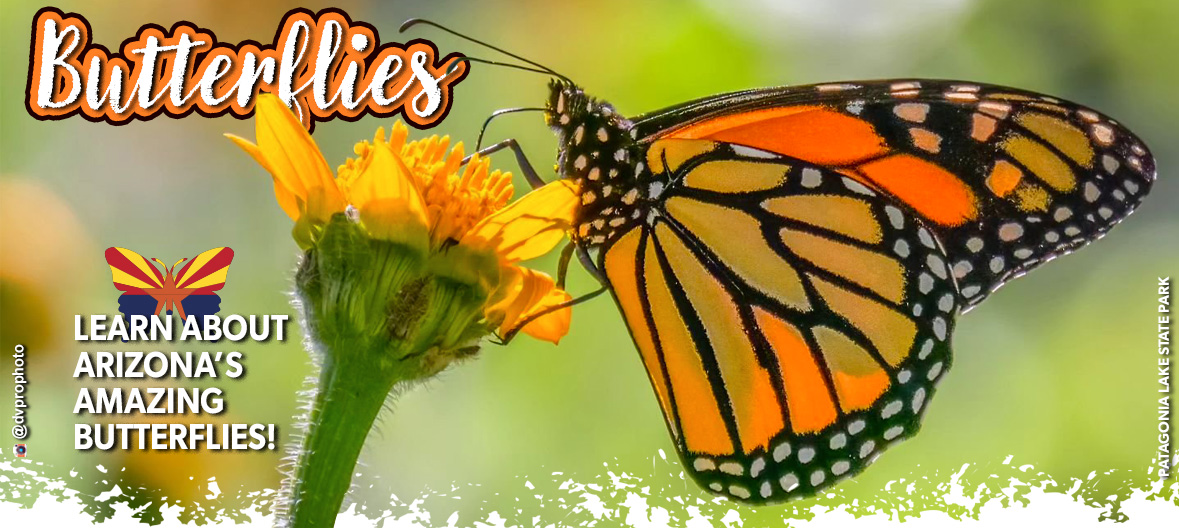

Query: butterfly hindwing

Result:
[634,80,1156,309]
[600,141,957,503]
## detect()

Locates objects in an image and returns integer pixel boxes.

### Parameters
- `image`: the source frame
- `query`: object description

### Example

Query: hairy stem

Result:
[282,347,405,528]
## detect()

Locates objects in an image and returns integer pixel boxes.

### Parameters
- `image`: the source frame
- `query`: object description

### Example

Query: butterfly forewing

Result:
[634,80,1156,309]
[600,141,957,503]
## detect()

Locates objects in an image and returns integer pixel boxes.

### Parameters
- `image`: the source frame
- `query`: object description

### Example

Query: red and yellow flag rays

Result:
[105,247,165,293]
[173,247,235,294]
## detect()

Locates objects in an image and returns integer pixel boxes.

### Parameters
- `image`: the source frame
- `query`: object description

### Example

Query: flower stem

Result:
[284,349,402,528]
[281,219,495,527]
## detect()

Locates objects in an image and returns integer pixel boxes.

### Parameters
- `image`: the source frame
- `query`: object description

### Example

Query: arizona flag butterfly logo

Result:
[104,247,234,322]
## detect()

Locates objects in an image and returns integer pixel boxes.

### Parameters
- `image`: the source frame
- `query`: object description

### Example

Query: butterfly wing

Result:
[105,247,165,293]
[105,247,166,318]
[174,248,234,327]
[633,80,1155,309]
[600,142,956,503]
[173,247,234,294]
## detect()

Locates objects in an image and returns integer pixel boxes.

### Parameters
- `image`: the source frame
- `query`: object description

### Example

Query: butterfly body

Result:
[542,78,1154,504]
[546,82,649,248]
[140,267,195,319]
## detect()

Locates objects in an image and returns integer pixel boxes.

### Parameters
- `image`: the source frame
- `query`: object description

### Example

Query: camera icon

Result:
[13,444,27,457]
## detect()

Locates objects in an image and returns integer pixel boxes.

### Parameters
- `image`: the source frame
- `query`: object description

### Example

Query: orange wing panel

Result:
[753,308,838,434]
[856,154,979,227]
[668,106,889,165]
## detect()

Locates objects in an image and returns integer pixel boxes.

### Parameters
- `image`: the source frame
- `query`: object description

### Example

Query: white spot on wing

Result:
[893,239,910,258]
[719,462,744,476]
[859,440,876,458]
[884,206,904,229]
[798,446,815,464]
[801,168,823,188]
[848,419,866,435]
[780,473,800,492]
[832,461,851,476]
[729,484,752,499]
[918,228,936,249]
[918,273,934,294]
[918,339,934,359]
[842,177,876,196]
[818,83,859,92]
[648,181,665,199]
[731,144,778,159]
[750,457,766,478]
[912,387,927,413]
[773,442,792,462]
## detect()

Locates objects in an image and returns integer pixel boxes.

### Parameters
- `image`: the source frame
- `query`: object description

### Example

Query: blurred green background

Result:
[1,0,1176,524]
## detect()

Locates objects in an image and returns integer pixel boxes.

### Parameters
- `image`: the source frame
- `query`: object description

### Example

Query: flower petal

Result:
[486,266,572,344]
[225,133,300,221]
[348,142,430,227]
[484,265,534,332]
[462,179,578,263]
[253,94,344,219]
[519,286,573,344]
[352,142,432,250]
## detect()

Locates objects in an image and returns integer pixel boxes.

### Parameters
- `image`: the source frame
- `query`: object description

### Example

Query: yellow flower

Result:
[226,94,576,343]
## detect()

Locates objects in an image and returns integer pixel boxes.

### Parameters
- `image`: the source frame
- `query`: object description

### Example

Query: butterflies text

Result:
[26,8,468,131]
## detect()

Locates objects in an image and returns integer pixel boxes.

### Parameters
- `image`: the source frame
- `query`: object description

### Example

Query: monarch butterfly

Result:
[403,20,1156,505]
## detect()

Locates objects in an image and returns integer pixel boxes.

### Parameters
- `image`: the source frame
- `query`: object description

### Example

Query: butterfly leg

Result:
[462,138,546,189]
[576,246,605,284]
[556,242,576,289]
[555,242,607,288]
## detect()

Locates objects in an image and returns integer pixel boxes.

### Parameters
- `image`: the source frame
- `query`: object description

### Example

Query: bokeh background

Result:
[1,0,1176,524]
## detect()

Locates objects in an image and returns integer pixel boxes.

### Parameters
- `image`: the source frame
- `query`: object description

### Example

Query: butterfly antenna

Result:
[400,18,574,84]
[172,258,188,273]
[452,56,556,78]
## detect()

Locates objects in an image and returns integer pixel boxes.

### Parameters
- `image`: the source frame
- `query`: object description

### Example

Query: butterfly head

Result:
[545,80,593,130]
[147,257,188,286]
[544,79,635,157]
